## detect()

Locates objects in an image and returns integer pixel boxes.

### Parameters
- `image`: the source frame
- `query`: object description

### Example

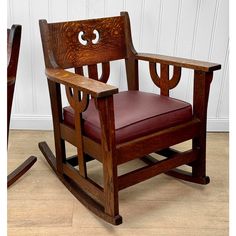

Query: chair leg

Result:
[164,135,210,184]
[7,156,37,188]
[102,152,121,222]
[191,135,210,184]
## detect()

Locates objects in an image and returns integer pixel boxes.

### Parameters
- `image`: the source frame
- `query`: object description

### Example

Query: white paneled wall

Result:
[7,0,229,131]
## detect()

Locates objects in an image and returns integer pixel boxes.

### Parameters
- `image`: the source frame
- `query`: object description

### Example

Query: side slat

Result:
[63,163,104,205]
[118,150,198,190]
[88,64,98,80]
[75,67,84,76]
[60,123,103,162]
[100,62,110,83]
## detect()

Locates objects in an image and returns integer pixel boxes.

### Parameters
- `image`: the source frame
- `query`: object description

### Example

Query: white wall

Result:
[7,0,229,131]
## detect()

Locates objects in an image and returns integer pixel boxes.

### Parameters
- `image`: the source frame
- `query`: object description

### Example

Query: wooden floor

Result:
[8,131,228,236]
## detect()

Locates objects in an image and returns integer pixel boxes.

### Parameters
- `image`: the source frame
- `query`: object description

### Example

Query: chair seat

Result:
[63,91,192,144]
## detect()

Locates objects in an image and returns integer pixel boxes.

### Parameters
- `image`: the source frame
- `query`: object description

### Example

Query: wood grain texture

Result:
[137,53,221,72]
[47,16,126,68]
[46,68,118,98]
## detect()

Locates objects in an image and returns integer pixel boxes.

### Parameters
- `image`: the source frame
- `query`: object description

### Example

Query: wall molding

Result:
[207,118,229,132]
[10,114,53,130]
[10,115,229,132]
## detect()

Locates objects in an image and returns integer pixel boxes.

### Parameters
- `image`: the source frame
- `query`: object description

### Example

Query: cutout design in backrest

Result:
[47,16,127,69]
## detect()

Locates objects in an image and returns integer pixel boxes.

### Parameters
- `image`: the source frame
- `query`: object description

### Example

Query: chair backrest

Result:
[7,25,22,138]
[7,25,21,81]
[39,12,136,81]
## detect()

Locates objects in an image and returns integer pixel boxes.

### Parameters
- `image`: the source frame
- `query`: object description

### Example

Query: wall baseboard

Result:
[10,114,53,130]
[10,115,229,132]
[207,118,229,132]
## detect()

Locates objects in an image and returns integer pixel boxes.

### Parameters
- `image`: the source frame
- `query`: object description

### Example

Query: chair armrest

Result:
[135,53,221,72]
[46,68,118,98]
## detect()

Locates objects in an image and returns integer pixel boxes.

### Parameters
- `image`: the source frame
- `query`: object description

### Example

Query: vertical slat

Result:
[99,62,110,83]
[65,86,89,177]
[75,67,84,76]
[160,64,169,96]
[125,58,139,90]
[88,64,98,80]
[74,90,87,178]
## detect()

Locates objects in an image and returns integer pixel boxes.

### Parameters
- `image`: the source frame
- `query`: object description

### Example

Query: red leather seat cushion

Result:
[63,91,192,144]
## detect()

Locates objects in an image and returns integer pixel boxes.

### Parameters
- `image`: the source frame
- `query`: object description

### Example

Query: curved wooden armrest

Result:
[135,53,221,72]
[46,68,118,98]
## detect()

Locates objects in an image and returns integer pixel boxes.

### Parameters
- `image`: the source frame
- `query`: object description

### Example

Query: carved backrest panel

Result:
[45,16,126,69]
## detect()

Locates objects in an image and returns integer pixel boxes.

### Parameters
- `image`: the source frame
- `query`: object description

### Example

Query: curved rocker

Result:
[7,156,37,187]
[38,141,122,225]
[141,154,210,185]
[165,169,210,185]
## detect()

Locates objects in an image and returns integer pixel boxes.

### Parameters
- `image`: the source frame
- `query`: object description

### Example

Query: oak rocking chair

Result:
[39,12,221,225]
[7,25,37,187]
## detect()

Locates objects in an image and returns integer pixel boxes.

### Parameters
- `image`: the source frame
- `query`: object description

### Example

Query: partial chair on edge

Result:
[7,25,37,188]
[38,12,221,225]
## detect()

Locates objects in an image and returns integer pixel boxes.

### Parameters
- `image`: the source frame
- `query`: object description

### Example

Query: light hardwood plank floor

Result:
[8,131,229,236]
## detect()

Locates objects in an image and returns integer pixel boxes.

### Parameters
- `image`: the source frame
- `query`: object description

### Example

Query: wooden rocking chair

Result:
[7,25,37,187]
[38,12,221,225]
